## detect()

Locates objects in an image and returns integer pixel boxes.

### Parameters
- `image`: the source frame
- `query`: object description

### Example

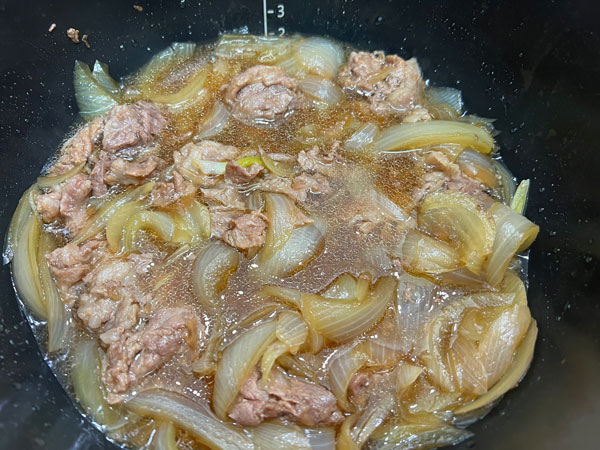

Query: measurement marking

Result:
[267,9,274,14]
[262,0,268,36]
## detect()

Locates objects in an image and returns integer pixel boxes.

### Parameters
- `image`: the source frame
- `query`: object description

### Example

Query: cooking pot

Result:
[0,0,598,448]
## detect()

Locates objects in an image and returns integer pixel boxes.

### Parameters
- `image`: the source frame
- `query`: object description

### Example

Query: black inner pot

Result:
[0,0,599,448]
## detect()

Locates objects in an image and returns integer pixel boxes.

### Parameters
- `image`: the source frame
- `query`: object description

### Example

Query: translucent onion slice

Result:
[395,363,424,395]
[328,346,368,410]
[36,162,86,189]
[369,411,473,449]
[510,179,530,214]
[478,303,531,387]
[493,159,516,204]
[276,311,308,353]
[4,186,35,264]
[426,87,464,114]
[303,427,336,450]
[192,241,240,308]
[261,152,294,178]
[337,414,360,450]
[457,148,499,188]
[173,199,212,244]
[195,101,230,140]
[192,159,228,175]
[448,335,488,395]
[298,75,343,106]
[106,200,146,252]
[126,389,254,450]
[352,395,395,447]
[215,34,294,61]
[260,341,289,387]
[74,60,118,119]
[357,340,403,369]
[256,222,325,279]
[193,315,226,376]
[418,191,496,273]
[402,229,460,275]
[262,193,303,261]
[278,354,319,383]
[294,37,344,79]
[486,203,539,286]
[92,61,120,97]
[148,69,209,110]
[322,273,369,301]
[302,276,397,343]
[154,421,178,450]
[258,285,304,308]
[455,319,537,415]
[251,421,311,449]
[138,42,197,79]
[72,340,122,428]
[9,200,47,319]
[344,123,380,153]
[74,181,155,244]
[373,121,495,154]
[213,321,277,419]
[122,210,176,253]
[38,233,67,353]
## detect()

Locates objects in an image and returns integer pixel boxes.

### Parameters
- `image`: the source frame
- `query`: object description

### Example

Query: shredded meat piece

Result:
[338,51,426,116]
[211,210,267,251]
[52,117,104,174]
[225,161,264,184]
[66,28,80,44]
[102,102,166,153]
[292,173,331,196]
[402,106,433,123]
[104,156,162,185]
[229,368,343,426]
[201,187,245,210]
[36,192,61,222]
[174,140,239,184]
[297,146,340,176]
[48,23,56,33]
[81,34,90,48]
[43,174,92,233]
[89,151,111,196]
[46,240,106,296]
[102,307,201,404]
[224,65,299,124]
[150,171,196,207]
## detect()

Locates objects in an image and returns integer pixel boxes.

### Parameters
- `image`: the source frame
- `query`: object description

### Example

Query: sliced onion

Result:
[36,162,86,189]
[486,203,539,286]
[106,200,146,252]
[251,420,311,449]
[352,395,395,447]
[213,321,277,419]
[9,197,46,319]
[328,346,368,410]
[74,60,118,119]
[344,123,380,153]
[154,421,178,450]
[126,389,253,449]
[148,69,209,110]
[72,340,122,428]
[457,148,499,188]
[276,311,308,353]
[74,181,155,244]
[395,363,424,394]
[302,276,397,343]
[138,42,197,79]
[478,303,531,387]
[448,335,488,395]
[294,37,344,79]
[322,273,369,301]
[369,411,473,449]
[298,75,343,106]
[4,186,36,264]
[260,149,294,178]
[510,179,531,215]
[173,199,212,244]
[192,159,228,175]
[368,188,410,223]
[92,61,120,97]
[260,341,289,387]
[122,210,176,253]
[193,315,226,376]
[374,121,495,154]
[418,191,496,273]
[493,159,516,204]
[356,340,403,368]
[258,285,304,309]
[278,354,319,383]
[192,241,240,308]
[337,414,360,450]
[262,193,302,261]
[394,273,437,355]
[455,319,537,415]
[38,233,67,353]
[215,34,294,61]
[255,222,325,280]
[402,229,460,275]
[195,101,231,140]
[303,427,336,450]
[426,87,464,114]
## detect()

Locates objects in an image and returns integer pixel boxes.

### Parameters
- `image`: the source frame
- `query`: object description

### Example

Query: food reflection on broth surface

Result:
[5,34,540,449]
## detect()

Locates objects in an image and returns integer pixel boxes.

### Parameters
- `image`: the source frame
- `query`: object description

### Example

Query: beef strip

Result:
[102,307,201,404]
[297,145,341,176]
[36,174,92,233]
[174,140,239,184]
[150,171,196,207]
[102,101,166,153]
[211,210,267,251]
[225,161,264,184]
[104,156,162,185]
[338,51,428,117]
[89,151,112,196]
[292,173,331,196]
[224,65,300,124]
[51,116,104,174]
[229,368,343,426]
[201,187,245,210]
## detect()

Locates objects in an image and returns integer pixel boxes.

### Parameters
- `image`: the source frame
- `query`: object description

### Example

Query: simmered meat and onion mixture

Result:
[5,35,539,449]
